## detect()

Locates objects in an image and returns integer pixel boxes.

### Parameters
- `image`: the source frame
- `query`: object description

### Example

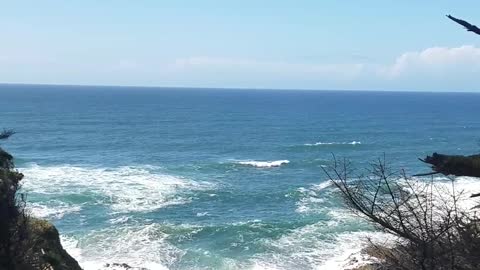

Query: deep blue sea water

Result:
[2,84,480,269]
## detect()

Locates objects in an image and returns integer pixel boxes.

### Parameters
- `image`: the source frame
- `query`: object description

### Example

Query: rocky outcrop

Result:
[347,246,390,270]
[104,263,148,270]
[419,152,480,178]
[23,218,82,270]
[0,130,82,270]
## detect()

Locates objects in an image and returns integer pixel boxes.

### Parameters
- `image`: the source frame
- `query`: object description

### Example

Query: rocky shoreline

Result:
[24,218,82,270]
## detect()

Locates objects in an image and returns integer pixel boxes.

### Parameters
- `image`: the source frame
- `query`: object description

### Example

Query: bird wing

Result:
[447,14,474,28]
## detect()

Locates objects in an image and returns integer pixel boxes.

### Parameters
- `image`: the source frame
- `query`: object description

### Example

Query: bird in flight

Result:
[446,14,480,36]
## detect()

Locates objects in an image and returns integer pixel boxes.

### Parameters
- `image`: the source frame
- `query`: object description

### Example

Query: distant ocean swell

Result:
[304,141,362,146]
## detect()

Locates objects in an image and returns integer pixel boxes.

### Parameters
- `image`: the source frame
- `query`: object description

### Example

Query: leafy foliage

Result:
[0,130,31,269]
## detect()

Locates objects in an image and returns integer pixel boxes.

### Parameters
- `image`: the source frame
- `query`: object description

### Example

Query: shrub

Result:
[323,155,480,270]
[0,130,31,269]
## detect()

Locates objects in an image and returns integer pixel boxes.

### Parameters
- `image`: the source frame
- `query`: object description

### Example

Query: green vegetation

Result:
[0,130,81,270]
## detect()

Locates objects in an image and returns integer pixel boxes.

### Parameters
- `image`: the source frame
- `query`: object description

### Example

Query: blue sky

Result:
[1,1,480,91]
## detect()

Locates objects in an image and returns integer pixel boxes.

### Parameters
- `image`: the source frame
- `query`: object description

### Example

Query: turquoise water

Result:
[2,84,480,269]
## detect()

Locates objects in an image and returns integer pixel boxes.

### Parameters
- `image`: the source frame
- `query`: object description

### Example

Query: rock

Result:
[104,262,149,270]
[0,135,81,270]
[420,152,480,177]
[344,245,391,270]
[25,218,82,270]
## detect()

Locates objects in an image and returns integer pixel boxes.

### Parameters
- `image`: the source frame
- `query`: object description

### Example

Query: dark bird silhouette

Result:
[447,14,480,36]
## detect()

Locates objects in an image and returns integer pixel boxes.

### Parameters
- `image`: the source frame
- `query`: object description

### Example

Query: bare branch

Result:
[324,156,480,269]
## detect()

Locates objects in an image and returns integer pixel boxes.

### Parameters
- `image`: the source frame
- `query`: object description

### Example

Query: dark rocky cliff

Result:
[0,130,81,270]
[21,218,82,270]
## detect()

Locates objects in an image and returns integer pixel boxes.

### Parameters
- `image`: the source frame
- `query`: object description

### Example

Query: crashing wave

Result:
[295,181,333,214]
[250,213,391,270]
[60,223,176,270]
[28,201,81,219]
[237,160,290,168]
[21,164,213,214]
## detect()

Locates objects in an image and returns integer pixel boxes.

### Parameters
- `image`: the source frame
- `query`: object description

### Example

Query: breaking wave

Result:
[28,201,82,219]
[236,160,290,168]
[61,223,179,270]
[304,141,361,146]
[295,181,334,214]
[250,211,390,270]
[21,164,213,214]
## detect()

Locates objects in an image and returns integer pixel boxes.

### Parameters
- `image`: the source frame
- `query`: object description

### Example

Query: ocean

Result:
[1,84,480,269]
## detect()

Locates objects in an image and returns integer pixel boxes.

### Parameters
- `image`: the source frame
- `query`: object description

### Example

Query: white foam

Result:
[61,224,180,270]
[250,178,392,269]
[312,181,333,191]
[318,175,480,269]
[295,198,324,213]
[280,175,480,270]
[109,216,131,224]
[21,164,213,213]
[250,210,391,270]
[403,176,480,212]
[305,141,361,146]
[196,212,209,217]
[28,201,81,219]
[295,181,333,214]
[20,164,215,269]
[319,231,393,270]
[237,160,290,168]
[61,236,84,263]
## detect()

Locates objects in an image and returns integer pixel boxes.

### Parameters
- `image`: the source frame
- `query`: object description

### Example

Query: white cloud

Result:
[167,46,480,90]
[2,45,480,91]
[381,45,480,79]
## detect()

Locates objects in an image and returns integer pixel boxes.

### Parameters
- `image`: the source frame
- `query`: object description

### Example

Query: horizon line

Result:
[0,82,479,94]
